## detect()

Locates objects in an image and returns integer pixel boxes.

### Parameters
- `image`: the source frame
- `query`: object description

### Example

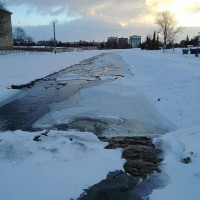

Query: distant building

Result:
[129,35,141,48]
[118,37,129,49]
[0,8,13,50]
[107,36,118,49]
[107,36,118,43]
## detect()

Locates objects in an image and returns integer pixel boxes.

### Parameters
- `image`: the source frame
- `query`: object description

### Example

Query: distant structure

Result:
[198,32,200,46]
[0,8,13,50]
[118,37,129,49]
[129,35,141,48]
[107,36,118,43]
[107,36,118,49]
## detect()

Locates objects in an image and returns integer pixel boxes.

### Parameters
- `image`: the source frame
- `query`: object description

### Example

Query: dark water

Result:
[0,79,90,131]
[78,170,166,200]
[0,54,121,131]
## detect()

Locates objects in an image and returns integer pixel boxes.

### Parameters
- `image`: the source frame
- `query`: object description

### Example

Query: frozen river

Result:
[0,52,177,200]
[0,53,174,136]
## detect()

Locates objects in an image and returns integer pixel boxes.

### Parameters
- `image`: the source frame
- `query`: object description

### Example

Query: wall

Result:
[0,13,13,50]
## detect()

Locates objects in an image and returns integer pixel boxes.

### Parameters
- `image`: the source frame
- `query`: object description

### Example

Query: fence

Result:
[0,46,98,55]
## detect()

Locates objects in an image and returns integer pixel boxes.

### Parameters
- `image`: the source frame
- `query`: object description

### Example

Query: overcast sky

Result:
[6,0,200,42]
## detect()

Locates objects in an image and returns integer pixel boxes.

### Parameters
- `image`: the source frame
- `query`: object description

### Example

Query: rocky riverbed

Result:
[101,136,162,178]
[78,136,162,200]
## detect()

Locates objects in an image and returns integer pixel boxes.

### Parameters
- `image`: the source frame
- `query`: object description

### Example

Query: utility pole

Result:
[53,22,56,54]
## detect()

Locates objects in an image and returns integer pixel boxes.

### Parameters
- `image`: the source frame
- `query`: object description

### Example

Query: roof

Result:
[0,8,13,15]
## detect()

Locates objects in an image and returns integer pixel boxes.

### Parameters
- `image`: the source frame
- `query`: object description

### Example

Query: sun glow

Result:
[146,0,200,27]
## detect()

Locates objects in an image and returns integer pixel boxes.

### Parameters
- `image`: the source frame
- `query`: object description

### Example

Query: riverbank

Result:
[0,50,109,107]
[0,51,167,200]
[120,48,200,200]
[0,49,200,199]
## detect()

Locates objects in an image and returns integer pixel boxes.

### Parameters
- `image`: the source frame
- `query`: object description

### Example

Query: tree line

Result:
[140,32,199,50]
[140,10,199,50]
[140,31,160,50]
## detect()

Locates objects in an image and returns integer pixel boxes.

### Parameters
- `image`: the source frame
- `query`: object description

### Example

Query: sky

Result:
[5,0,200,42]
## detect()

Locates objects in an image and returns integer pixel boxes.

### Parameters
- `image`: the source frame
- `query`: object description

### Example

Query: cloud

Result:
[185,2,200,13]
[7,0,151,26]
[22,16,198,44]
[22,16,156,42]
[8,0,200,40]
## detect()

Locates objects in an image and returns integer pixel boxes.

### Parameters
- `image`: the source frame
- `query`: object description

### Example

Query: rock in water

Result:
[99,136,162,178]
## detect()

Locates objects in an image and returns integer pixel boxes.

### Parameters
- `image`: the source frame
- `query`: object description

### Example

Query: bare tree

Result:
[14,27,34,46]
[13,27,27,45]
[155,10,183,50]
[26,36,34,46]
[0,1,9,38]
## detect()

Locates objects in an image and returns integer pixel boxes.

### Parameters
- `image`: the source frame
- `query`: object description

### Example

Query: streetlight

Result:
[53,22,56,54]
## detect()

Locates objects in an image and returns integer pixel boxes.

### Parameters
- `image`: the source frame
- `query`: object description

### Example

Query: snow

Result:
[0,50,108,106]
[1,48,200,199]
[150,125,200,200]
[0,130,124,200]
[120,48,200,200]
[120,49,200,129]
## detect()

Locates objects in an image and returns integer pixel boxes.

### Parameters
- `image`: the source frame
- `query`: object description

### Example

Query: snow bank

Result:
[0,130,124,200]
[150,125,200,200]
[1,48,200,199]
[120,48,200,129]
[0,50,108,106]
[120,49,200,199]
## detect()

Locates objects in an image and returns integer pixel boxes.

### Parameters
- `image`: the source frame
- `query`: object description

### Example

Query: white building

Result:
[129,35,141,48]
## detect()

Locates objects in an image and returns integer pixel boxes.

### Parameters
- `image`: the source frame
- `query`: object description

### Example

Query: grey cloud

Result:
[23,16,197,43]
[7,0,149,24]
[22,16,155,42]
[50,7,67,16]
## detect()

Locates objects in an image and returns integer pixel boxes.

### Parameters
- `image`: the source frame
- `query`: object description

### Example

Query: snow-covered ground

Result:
[0,50,125,200]
[0,49,200,199]
[0,50,107,107]
[0,130,124,200]
[120,49,200,200]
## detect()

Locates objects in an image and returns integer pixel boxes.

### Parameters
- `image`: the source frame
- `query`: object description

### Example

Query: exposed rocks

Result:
[182,157,192,164]
[78,171,140,200]
[33,130,49,142]
[11,80,36,89]
[57,82,67,86]
[41,130,49,136]
[33,135,41,142]
[79,136,162,200]
[99,136,162,178]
